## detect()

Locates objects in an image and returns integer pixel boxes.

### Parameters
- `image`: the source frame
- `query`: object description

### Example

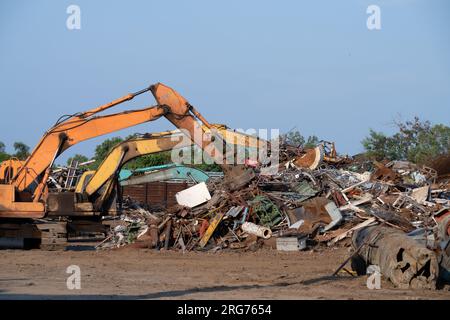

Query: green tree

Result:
[67,154,89,166]
[282,130,305,146]
[281,130,319,148]
[190,146,222,172]
[0,154,9,162]
[125,151,172,169]
[13,142,30,160]
[362,117,450,164]
[304,135,320,149]
[0,141,10,162]
[194,163,222,172]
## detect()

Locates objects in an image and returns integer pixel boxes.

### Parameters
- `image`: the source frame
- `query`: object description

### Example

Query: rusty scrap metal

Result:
[93,138,450,290]
[199,212,224,248]
[163,218,172,250]
[352,225,439,289]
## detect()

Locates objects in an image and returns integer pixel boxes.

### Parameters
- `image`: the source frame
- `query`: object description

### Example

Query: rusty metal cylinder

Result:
[353,226,438,289]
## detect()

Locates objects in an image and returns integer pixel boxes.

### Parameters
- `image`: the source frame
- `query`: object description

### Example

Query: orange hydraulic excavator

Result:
[0,85,167,218]
[0,83,255,219]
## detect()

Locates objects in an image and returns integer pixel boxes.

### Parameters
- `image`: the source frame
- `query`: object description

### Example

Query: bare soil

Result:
[0,246,449,300]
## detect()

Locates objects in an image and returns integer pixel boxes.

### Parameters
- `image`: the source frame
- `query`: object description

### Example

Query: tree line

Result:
[0,142,30,162]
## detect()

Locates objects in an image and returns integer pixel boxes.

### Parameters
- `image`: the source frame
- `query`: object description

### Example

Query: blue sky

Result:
[0,0,449,165]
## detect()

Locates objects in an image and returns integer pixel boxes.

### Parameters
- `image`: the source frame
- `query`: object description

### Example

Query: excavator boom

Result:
[150,83,257,190]
[81,125,264,203]
[10,86,166,196]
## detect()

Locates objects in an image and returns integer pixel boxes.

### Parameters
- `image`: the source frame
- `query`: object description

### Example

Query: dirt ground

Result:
[0,246,449,300]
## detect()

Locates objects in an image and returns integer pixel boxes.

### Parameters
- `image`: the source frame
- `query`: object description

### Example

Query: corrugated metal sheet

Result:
[122,182,188,208]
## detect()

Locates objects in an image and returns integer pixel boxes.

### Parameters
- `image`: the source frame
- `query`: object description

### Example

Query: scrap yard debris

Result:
[94,141,450,289]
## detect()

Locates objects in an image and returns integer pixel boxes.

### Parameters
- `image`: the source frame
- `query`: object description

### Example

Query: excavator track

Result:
[0,220,40,249]
[0,218,111,250]
[0,219,68,250]
[35,220,68,251]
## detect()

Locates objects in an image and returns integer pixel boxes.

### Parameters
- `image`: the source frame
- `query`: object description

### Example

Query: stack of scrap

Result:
[96,141,450,288]
[49,159,95,191]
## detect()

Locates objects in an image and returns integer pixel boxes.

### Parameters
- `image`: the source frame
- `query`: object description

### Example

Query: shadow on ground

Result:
[0,281,299,299]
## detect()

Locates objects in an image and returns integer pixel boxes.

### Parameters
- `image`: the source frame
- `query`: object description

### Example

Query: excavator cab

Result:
[0,159,24,184]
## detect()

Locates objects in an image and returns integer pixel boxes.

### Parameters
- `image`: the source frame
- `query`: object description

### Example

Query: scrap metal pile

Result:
[48,159,95,191]
[97,143,450,289]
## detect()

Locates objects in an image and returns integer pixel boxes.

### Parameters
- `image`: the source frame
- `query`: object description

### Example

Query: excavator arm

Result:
[150,83,257,190]
[11,86,167,200]
[79,125,263,212]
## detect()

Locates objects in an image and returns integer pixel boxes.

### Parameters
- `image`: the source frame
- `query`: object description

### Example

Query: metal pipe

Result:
[242,222,272,239]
